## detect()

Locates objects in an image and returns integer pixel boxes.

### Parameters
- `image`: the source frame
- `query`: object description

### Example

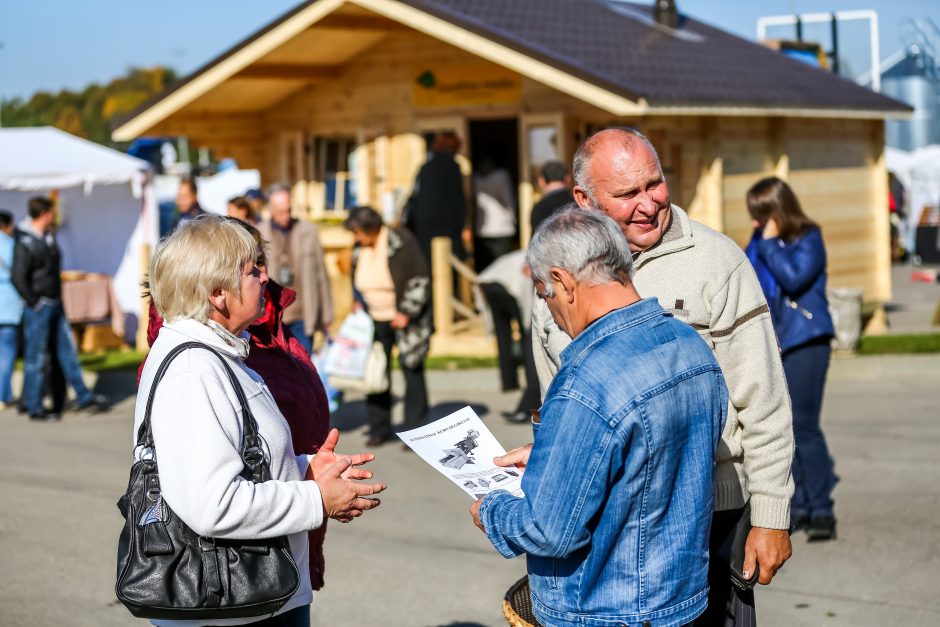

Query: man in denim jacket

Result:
[472,208,727,627]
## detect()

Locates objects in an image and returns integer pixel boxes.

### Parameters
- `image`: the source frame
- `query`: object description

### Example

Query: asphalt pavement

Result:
[0,354,938,627]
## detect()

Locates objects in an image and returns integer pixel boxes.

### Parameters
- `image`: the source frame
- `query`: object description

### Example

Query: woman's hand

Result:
[390,312,409,329]
[307,428,375,482]
[317,457,386,523]
[762,218,780,239]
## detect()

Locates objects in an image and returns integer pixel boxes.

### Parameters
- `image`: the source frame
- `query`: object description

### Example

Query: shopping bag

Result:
[328,340,389,394]
[321,311,389,394]
[321,310,374,379]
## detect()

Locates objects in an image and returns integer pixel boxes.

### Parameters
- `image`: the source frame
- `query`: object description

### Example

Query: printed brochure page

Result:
[397,406,524,499]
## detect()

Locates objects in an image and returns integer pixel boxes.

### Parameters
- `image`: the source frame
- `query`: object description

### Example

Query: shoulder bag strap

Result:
[136,341,264,470]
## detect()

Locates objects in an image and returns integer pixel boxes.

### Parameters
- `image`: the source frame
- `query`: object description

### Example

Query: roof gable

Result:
[112,0,911,141]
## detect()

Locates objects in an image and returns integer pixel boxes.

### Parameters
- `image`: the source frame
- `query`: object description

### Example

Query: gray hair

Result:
[526,205,634,297]
[572,127,660,205]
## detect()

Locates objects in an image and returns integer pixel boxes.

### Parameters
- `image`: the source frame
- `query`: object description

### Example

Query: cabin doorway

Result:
[468,117,520,271]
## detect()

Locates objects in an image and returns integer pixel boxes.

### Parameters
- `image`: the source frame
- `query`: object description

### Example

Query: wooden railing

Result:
[430,236,483,335]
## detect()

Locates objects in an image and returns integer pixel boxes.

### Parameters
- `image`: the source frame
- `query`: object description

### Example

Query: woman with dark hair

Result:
[344,206,432,447]
[746,176,837,541]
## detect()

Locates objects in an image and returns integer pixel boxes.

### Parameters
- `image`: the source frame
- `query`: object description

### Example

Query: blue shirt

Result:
[0,232,24,325]
[480,298,727,627]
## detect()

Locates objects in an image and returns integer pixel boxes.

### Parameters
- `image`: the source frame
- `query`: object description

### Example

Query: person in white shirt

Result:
[473,157,517,270]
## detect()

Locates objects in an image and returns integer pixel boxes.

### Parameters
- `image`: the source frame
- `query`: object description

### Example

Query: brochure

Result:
[397,406,524,500]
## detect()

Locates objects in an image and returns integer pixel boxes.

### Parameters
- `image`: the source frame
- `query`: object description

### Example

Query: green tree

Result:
[1,66,177,146]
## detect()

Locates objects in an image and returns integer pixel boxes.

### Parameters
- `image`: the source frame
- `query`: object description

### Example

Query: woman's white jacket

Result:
[134,318,323,625]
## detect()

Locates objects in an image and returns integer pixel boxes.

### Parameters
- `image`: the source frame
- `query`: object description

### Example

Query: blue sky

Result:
[0,0,935,100]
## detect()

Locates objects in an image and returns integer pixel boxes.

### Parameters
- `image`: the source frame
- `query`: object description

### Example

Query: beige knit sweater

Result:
[532,206,794,529]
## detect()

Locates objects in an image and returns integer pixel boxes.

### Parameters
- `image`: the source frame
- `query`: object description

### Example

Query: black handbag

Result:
[115,341,301,620]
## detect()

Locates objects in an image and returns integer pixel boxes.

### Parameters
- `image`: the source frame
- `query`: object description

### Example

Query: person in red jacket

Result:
[139,218,332,589]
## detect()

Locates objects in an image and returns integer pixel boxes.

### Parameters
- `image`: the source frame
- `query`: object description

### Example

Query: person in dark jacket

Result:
[12,196,104,420]
[140,217,334,589]
[171,178,207,230]
[403,132,467,263]
[529,160,574,235]
[345,206,432,447]
[746,177,837,541]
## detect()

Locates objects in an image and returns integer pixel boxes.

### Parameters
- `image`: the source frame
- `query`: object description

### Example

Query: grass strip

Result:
[857,333,940,355]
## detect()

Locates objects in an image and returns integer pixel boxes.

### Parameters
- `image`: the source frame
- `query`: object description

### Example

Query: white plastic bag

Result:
[322,311,389,393]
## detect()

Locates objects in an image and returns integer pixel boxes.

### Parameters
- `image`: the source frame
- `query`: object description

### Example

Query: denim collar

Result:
[560,297,665,365]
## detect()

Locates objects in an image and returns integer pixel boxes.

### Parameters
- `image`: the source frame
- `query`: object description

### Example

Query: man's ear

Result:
[551,267,576,303]
[572,186,592,208]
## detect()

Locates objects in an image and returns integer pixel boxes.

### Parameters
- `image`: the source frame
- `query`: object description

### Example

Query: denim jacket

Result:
[480,298,727,627]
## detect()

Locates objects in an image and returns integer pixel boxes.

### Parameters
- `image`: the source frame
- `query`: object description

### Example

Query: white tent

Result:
[0,127,157,343]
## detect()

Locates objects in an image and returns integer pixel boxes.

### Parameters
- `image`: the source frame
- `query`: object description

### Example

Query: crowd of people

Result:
[0,127,842,626]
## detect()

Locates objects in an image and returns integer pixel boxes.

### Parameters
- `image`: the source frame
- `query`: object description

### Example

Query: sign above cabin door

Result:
[412,64,521,109]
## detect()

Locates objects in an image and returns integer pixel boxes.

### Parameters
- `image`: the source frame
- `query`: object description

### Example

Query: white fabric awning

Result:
[0,126,150,192]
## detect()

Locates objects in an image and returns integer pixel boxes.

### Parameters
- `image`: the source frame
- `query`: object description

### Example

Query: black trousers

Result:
[480,282,522,391]
[366,320,429,441]
[694,507,757,627]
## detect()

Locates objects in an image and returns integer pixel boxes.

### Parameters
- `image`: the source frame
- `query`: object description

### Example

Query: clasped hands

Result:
[306,428,386,524]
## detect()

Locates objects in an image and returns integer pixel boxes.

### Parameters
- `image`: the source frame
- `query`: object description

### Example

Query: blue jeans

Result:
[0,324,18,403]
[783,338,836,518]
[286,320,313,355]
[22,301,92,414]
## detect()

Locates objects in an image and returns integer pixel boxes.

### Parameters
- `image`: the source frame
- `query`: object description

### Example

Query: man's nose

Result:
[634,193,658,215]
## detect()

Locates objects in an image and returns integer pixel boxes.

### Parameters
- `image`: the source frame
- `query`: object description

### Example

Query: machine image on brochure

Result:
[397,406,524,499]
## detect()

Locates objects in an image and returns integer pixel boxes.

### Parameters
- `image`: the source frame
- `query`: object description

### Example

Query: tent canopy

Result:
[0,127,149,192]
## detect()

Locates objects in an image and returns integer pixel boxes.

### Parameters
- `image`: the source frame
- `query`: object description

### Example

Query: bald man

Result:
[527,129,795,626]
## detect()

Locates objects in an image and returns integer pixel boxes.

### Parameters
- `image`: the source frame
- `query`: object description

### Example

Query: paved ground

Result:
[1,353,938,627]
[886,263,940,333]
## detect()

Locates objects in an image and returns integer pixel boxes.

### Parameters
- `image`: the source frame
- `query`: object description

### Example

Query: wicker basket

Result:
[502,576,542,627]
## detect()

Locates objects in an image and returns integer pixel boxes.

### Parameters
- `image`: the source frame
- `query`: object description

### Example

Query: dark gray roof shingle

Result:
[404,0,910,112]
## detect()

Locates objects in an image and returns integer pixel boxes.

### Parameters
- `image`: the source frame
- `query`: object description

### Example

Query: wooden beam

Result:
[235,64,341,80]
[314,14,411,31]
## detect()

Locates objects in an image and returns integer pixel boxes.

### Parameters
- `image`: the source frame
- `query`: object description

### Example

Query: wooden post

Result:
[431,237,453,336]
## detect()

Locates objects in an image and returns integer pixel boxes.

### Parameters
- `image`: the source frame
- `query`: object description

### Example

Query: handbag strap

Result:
[135,341,265,471]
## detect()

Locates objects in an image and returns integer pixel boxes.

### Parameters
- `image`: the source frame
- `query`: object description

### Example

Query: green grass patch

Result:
[78,350,148,372]
[857,333,940,355]
[423,355,498,370]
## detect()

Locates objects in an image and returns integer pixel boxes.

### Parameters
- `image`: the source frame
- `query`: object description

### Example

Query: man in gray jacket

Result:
[521,128,794,625]
[259,184,333,355]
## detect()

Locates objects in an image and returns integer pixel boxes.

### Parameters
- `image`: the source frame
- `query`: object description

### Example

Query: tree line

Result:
[1,66,177,146]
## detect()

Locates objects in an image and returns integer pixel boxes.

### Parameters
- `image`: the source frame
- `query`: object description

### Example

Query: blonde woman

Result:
[136,215,384,626]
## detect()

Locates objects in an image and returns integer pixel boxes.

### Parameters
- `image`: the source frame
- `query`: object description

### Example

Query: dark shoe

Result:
[77,394,109,412]
[366,435,390,447]
[502,410,531,424]
[29,411,61,422]
[806,516,837,542]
